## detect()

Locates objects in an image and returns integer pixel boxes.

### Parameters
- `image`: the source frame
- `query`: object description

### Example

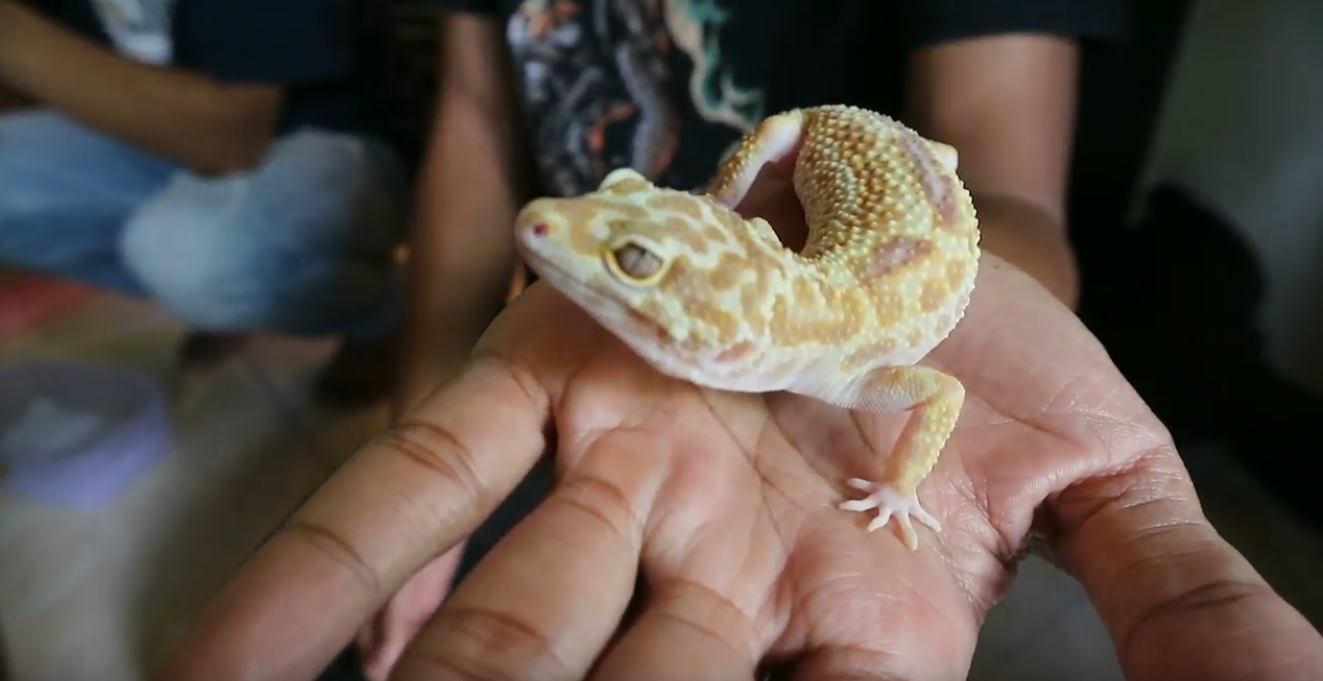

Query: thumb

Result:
[1049,446,1323,681]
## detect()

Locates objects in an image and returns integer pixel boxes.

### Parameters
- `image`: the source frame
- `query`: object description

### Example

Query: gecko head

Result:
[514,168,740,349]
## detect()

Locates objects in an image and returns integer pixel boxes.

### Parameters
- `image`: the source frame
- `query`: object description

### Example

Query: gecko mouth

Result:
[522,255,628,318]
[522,255,677,349]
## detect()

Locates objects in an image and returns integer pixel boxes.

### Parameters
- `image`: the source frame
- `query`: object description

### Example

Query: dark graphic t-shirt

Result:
[434,0,1127,197]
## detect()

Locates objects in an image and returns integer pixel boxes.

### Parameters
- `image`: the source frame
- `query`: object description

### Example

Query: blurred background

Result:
[2,0,1321,680]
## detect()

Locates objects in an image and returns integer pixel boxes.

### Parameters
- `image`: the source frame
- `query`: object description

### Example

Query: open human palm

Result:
[397,266,1141,680]
[160,151,1320,680]
[158,243,1321,681]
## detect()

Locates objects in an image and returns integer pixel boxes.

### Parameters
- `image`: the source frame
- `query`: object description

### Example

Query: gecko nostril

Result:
[530,222,549,237]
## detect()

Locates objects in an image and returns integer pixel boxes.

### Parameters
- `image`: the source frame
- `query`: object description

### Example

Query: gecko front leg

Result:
[813,364,965,551]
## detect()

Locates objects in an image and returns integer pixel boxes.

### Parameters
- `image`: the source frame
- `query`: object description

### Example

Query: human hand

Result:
[354,545,464,681]
[157,175,1323,681]
[354,334,491,680]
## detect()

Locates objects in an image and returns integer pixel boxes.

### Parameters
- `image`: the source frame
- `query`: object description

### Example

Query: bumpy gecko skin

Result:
[513,104,980,550]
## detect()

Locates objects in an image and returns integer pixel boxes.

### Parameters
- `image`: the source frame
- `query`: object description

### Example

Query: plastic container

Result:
[0,360,172,508]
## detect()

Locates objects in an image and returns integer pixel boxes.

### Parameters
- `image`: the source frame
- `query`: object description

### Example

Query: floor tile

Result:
[968,556,1123,681]
[239,334,390,471]
[967,442,1323,680]
[1182,442,1323,626]
[0,296,332,681]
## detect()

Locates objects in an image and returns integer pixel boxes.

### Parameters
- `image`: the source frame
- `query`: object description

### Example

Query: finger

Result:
[157,358,550,681]
[1052,447,1323,681]
[355,545,467,681]
[777,646,908,681]
[590,579,762,681]
[391,465,650,681]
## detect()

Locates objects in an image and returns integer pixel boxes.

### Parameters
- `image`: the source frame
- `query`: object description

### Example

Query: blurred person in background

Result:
[0,0,408,404]
[146,4,1323,680]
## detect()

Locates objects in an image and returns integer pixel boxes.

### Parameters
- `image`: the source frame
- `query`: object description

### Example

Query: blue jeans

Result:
[0,110,408,340]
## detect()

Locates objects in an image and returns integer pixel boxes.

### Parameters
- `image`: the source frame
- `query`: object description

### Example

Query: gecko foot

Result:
[839,477,941,551]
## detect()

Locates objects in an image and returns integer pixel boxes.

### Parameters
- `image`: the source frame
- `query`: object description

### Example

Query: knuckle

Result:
[406,606,569,681]
[1120,575,1269,669]
[655,603,741,653]
[1134,576,1265,626]
[281,518,382,595]
[381,419,491,511]
[547,474,641,545]
[657,578,759,655]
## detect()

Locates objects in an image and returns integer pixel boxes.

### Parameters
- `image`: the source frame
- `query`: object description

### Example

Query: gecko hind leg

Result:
[828,364,965,551]
[707,109,806,208]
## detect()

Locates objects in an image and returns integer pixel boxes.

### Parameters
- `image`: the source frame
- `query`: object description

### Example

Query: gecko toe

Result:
[838,498,879,512]
[866,509,895,533]
[841,479,941,550]
[912,504,942,533]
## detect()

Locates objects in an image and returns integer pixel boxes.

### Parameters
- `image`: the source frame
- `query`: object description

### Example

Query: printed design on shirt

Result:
[508,0,681,197]
[661,0,764,133]
[89,0,177,64]
[507,0,766,196]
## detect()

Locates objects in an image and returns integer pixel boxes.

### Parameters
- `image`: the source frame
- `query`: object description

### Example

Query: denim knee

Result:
[0,113,50,225]
[120,129,408,334]
[119,180,280,330]
[0,110,173,289]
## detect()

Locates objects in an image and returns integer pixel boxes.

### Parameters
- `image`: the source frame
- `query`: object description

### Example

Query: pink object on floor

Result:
[0,360,172,508]
[0,272,95,336]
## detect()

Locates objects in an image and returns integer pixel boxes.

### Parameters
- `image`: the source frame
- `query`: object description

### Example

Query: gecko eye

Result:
[605,241,666,284]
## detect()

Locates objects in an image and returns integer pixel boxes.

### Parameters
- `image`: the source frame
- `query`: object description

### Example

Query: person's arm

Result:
[0,80,30,113]
[0,0,280,175]
[905,34,1085,309]
[393,11,528,418]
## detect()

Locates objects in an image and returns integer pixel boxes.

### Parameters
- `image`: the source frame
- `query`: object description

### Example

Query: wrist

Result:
[970,193,1079,309]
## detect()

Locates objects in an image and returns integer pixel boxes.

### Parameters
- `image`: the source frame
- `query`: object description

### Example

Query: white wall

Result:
[1137,0,1323,392]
